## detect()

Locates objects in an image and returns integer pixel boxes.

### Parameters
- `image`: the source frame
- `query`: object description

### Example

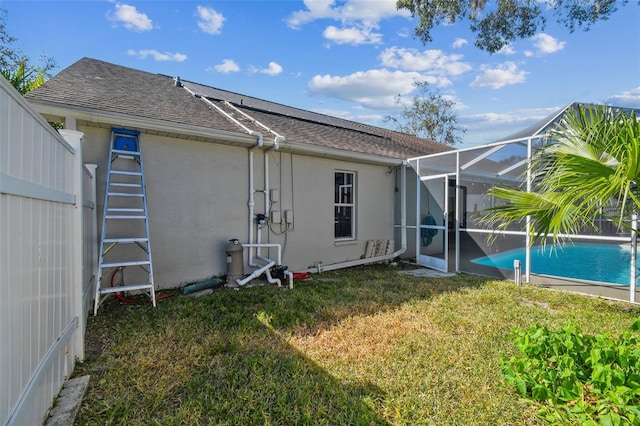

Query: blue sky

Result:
[2,0,639,148]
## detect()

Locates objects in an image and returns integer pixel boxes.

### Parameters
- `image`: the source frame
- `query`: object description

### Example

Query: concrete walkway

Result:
[44,375,89,426]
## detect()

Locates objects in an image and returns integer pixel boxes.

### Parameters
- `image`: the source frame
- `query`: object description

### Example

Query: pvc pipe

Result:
[236,243,288,287]
[236,260,275,286]
[247,132,263,268]
[284,270,294,290]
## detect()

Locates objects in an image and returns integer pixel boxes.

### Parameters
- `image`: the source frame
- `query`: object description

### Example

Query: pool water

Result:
[471,242,633,285]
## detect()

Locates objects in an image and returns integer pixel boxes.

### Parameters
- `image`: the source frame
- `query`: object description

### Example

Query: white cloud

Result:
[127,49,187,62]
[213,59,240,73]
[197,5,225,35]
[470,62,527,89]
[496,44,516,55]
[286,0,409,46]
[323,25,382,45]
[452,38,468,48]
[379,47,472,79]
[308,69,426,109]
[286,0,408,29]
[250,62,283,76]
[459,106,559,146]
[531,33,566,55]
[604,87,640,107]
[108,3,153,32]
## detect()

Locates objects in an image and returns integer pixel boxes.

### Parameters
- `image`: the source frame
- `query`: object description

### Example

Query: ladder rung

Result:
[110,183,142,188]
[101,260,151,268]
[103,238,149,243]
[99,283,153,295]
[112,149,141,156]
[105,215,146,220]
[108,208,144,212]
[110,170,142,176]
[107,192,144,197]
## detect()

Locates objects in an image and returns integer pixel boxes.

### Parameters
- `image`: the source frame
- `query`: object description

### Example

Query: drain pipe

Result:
[301,162,408,274]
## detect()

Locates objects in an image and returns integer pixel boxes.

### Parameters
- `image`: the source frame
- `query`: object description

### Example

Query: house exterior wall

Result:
[78,124,398,289]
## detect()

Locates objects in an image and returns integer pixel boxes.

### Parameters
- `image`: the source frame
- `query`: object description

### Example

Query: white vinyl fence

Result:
[1,76,97,426]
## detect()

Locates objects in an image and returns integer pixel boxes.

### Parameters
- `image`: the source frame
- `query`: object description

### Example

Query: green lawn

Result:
[74,264,639,425]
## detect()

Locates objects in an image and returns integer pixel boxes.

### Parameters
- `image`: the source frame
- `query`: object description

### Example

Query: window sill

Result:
[334,239,358,246]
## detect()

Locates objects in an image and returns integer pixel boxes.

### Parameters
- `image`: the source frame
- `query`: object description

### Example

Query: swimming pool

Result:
[471,242,634,285]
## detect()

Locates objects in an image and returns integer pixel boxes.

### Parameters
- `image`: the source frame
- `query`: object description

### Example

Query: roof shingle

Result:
[26,57,452,160]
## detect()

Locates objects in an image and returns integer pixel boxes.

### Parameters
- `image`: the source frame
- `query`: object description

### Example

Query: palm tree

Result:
[483,104,640,245]
[1,59,46,94]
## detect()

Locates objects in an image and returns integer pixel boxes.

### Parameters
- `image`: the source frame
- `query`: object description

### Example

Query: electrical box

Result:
[285,210,294,225]
[270,189,279,203]
[271,210,281,224]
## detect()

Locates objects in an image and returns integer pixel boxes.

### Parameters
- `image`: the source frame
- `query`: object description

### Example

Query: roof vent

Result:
[174,76,182,87]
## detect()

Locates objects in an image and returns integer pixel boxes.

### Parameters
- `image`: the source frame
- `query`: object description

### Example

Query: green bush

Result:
[502,318,640,425]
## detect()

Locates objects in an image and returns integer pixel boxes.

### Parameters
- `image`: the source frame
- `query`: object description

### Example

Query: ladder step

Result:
[110,183,142,188]
[105,215,146,220]
[112,149,141,155]
[107,192,144,197]
[103,238,148,243]
[110,170,142,176]
[99,283,153,295]
[101,260,151,268]
[108,208,144,212]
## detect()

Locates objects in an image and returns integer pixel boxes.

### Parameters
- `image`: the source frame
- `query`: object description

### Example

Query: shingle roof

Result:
[26,57,452,160]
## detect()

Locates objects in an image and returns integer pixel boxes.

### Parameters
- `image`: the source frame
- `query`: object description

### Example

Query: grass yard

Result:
[74,264,639,425]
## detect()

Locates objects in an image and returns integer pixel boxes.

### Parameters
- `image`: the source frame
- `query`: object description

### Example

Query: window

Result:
[335,171,355,240]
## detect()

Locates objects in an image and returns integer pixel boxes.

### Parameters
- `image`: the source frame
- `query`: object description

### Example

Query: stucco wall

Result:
[79,125,398,289]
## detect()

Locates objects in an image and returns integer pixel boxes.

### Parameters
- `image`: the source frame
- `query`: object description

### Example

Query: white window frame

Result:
[334,170,356,241]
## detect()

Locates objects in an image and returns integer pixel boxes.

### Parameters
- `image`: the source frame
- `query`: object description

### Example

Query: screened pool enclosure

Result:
[405,103,640,304]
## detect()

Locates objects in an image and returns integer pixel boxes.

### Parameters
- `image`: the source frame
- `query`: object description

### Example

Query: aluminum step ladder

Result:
[94,128,156,315]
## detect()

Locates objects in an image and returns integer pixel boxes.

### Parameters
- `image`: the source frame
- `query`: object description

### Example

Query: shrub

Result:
[502,318,640,425]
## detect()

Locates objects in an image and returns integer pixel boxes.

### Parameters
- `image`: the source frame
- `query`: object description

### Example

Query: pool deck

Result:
[529,274,639,304]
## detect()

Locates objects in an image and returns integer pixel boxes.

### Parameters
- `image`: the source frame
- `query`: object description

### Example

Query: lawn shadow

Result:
[76,266,492,424]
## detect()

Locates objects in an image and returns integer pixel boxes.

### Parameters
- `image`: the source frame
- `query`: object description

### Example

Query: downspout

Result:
[301,162,408,274]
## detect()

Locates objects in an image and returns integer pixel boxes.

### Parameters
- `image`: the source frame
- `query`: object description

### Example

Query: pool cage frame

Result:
[406,103,639,304]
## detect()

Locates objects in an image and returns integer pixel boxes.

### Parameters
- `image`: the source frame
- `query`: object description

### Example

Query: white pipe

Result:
[284,270,294,290]
[236,243,287,287]
[244,243,282,264]
[236,260,275,286]
[300,163,408,274]
[247,132,263,268]
[258,137,284,260]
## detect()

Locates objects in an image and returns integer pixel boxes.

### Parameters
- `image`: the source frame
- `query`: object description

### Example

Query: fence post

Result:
[59,129,86,362]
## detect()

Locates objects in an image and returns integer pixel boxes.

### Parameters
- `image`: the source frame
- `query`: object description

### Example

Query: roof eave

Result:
[28,100,406,165]
[28,100,259,147]
[280,140,405,166]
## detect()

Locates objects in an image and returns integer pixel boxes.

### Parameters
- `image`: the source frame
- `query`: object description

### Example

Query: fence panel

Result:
[1,77,94,426]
